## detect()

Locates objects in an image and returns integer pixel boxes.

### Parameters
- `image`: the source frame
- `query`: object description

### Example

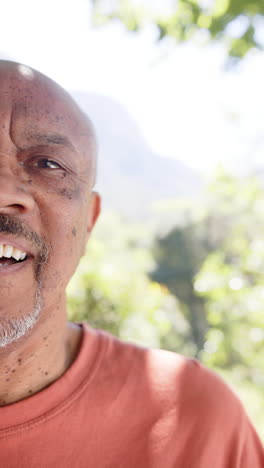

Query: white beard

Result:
[0,284,42,348]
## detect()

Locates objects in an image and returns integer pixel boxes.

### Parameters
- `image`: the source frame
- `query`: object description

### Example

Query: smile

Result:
[0,243,32,275]
[0,244,28,267]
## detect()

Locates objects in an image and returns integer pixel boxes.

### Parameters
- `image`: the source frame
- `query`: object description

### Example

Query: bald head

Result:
[0,61,101,353]
[0,60,97,188]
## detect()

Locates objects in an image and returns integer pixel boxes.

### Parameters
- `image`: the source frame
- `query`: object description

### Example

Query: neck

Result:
[0,310,82,406]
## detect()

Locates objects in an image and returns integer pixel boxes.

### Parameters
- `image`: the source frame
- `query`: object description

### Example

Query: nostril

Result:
[8,204,24,210]
[0,201,32,215]
[0,204,26,215]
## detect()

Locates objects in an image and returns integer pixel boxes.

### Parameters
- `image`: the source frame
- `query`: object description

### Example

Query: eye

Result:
[33,159,63,169]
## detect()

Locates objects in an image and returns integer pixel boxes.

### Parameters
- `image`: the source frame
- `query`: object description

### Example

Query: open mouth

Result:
[0,257,28,267]
[0,244,29,267]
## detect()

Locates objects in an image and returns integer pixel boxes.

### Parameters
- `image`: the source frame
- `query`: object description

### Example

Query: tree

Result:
[151,222,210,356]
[195,170,264,374]
[150,169,264,437]
[67,212,191,352]
[91,0,264,60]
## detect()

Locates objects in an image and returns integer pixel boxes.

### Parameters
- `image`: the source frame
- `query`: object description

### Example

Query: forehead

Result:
[0,64,90,154]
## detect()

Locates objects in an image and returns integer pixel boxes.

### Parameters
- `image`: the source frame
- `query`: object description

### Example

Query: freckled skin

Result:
[0,60,101,404]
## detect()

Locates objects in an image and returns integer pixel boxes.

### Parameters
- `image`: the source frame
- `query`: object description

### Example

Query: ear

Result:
[86,191,101,240]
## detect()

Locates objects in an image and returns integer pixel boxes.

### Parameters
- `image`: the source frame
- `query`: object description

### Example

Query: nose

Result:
[0,169,35,215]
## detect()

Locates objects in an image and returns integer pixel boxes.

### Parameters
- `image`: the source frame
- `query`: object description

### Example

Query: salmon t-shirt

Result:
[0,324,263,468]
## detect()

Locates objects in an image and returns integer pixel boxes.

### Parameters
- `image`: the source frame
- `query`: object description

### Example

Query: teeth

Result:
[0,244,27,261]
[13,248,25,261]
[3,245,12,258]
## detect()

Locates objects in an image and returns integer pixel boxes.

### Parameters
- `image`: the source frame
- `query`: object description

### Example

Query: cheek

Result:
[41,203,88,289]
[31,169,90,285]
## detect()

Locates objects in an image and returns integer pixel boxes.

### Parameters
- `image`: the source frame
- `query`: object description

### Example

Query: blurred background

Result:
[2,0,264,437]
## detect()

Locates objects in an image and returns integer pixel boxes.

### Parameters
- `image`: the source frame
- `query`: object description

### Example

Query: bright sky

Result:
[1,0,264,174]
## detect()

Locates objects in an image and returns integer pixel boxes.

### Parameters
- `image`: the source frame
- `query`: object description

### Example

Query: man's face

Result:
[0,63,100,344]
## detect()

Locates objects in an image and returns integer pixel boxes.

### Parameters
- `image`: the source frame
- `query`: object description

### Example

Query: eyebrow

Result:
[25,133,76,152]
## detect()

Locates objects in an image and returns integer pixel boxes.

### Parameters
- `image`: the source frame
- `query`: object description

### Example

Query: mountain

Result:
[72,92,202,220]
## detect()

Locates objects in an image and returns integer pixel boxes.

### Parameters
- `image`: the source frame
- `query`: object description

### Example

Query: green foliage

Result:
[195,170,264,375]
[151,222,210,355]
[67,212,191,350]
[91,0,264,60]
[150,168,264,436]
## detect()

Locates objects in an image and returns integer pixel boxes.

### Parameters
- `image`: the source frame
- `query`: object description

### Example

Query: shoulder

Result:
[88,325,242,418]
[81,326,264,464]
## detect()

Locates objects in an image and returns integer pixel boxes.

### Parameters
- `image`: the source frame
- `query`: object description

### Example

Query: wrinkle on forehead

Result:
[0,60,97,188]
